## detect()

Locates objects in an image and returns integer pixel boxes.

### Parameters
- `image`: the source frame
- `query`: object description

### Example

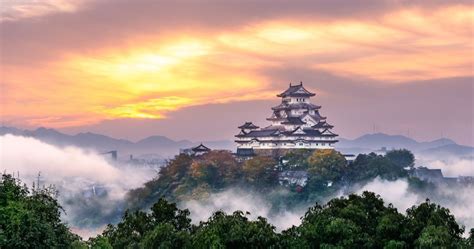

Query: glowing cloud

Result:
[103,97,193,119]
[1,2,472,128]
[1,0,88,22]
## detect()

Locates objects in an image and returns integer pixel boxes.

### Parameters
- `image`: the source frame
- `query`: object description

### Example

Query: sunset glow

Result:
[1,0,473,144]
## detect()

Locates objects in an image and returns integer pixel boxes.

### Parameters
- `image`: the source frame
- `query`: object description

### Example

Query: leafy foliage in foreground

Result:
[1,173,472,248]
[0,174,80,249]
[95,192,472,248]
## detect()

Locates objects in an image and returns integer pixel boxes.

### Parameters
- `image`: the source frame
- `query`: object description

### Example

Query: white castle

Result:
[235,82,338,153]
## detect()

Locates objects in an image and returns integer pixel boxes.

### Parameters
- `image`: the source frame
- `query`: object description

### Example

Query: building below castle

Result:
[180,143,212,156]
[235,82,338,154]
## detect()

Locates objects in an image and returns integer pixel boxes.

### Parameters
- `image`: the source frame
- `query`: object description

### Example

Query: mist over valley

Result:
[1,129,472,240]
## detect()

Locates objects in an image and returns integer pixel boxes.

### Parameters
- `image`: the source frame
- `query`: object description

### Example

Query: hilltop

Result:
[125,148,416,210]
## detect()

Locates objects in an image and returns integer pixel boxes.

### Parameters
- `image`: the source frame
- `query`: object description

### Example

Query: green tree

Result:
[191,151,241,187]
[346,153,406,182]
[468,228,474,248]
[88,236,113,249]
[292,192,408,248]
[307,149,347,182]
[164,154,194,179]
[70,240,88,249]
[102,210,152,248]
[281,149,313,170]
[415,225,454,249]
[243,156,277,186]
[403,199,464,247]
[192,211,279,249]
[0,174,80,248]
[385,149,415,169]
[141,223,191,249]
[149,198,191,231]
[102,198,192,249]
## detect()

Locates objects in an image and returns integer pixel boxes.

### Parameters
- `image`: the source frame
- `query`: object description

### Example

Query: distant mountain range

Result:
[1,127,472,159]
[336,133,473,158]
[0,126,234,159]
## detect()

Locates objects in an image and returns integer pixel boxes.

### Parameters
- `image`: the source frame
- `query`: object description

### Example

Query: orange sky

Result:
[1,0,473,145]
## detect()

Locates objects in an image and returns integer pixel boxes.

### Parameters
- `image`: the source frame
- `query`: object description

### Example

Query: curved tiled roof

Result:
[312,121,334,129]
[277,82,316,97]
[238,129,280,137]
[192,143,211,152]
[238,122,259,129]
[271,102,321,111]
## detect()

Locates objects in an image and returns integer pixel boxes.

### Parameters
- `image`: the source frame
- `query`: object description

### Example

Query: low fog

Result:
[183,178,473,234]
[183,189,305,231]
[417,156,474,177]
[183,153,473,232]
[0,134,155,238]
[356,178,474,231]
[1,134,472,238]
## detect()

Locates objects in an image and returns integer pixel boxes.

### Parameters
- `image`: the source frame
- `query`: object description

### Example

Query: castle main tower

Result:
[235,82,338,153]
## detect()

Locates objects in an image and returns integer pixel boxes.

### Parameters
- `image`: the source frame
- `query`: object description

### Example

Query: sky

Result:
[1,0,473,145]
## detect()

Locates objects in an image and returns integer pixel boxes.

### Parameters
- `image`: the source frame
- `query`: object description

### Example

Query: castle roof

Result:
[271,102,321,111]
[238,122,259,130]
[239,129,280,137]
[320,129,338,136]
[312,121,334,129]
[277,82,316,98]
[192,143,211,152]
[235,126,338,138]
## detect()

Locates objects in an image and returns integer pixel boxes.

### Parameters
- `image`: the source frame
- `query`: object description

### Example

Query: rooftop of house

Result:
[192,143,211,152]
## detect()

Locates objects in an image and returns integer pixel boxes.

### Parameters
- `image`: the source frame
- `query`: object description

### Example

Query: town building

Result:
[411,167,444,183]
[278,170,308,188]
[235,82,338,155]
[410,166,474,185]
[180,143,211,156]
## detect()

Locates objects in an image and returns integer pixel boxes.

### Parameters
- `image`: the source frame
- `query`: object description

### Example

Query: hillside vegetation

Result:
[126,149,418,211]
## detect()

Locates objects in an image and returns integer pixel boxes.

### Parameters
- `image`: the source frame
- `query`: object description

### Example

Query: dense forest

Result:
[1,149,473,248]
[1,173,473,248]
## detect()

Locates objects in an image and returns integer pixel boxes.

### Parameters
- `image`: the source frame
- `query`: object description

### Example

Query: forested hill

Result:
[125,149,418,211]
